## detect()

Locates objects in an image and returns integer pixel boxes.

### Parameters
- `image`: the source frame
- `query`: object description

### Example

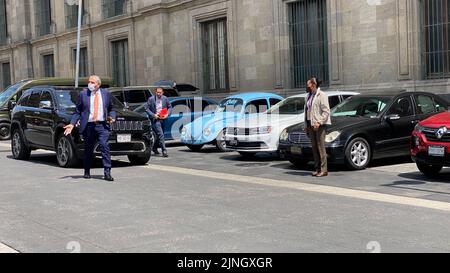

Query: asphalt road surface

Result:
[1,140,450,253]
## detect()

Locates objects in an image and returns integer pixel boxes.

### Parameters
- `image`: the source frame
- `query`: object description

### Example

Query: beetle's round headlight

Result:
[325,131,341,143]
[181,127,187,136]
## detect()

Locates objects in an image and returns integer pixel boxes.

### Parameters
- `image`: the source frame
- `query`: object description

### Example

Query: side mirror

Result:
[384,114,400,122]
[39,100,53,110]
[8,100,16,110]
[123,102,130,110]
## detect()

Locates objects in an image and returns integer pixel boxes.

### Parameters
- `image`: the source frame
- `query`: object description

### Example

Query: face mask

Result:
[88,83,96,92]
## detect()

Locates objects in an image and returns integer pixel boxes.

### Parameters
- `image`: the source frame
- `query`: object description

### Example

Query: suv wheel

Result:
[187,144,204,152]
[128,152,151,165]
[56,135,79,168]
[416,163,443,178]
[11,129,31,160]
[345,137,371,170]
[216,129,229,152]
[0,123,11,140]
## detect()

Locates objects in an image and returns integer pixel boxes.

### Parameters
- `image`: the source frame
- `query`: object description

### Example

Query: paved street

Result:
[1,139,450,253]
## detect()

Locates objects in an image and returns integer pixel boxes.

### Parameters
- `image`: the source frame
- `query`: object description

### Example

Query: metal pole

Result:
[75,0,82,88]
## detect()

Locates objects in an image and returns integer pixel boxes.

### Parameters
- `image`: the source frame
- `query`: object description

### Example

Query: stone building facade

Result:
[0,0,449,99]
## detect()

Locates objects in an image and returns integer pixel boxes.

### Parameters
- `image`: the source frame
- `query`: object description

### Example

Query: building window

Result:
[102,0,126,19]
[35,0,52,37]
[0,0,7,46]
[201,18,229,93]
[43,54,55,77]
[111,39,129,87]
[422,0,450,79]
[72,47,88,77]
[65,0,85,29]
[288,0,329,88]
[1,62,11,90]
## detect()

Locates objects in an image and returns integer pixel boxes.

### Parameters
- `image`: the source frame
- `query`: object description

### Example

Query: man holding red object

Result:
[145,87,173,157]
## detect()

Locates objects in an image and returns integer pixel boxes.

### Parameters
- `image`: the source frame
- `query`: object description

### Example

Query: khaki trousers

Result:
[308,125,328,173]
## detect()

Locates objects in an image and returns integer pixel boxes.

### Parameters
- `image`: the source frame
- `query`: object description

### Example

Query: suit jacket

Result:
[70,88,117,134]
[145,95,173,122]
[304,89,331,126]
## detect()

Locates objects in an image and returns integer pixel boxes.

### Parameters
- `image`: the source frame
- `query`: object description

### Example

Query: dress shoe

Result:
[316,172,328,177]
[104,174,115,182]
[84,172,91,179]
[153,149,160,155]
[312,171,320,177]
[162,151,169,158]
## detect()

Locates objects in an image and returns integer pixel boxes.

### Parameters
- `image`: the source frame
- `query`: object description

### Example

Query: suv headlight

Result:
[415,124,425,133]
[325,131,341,143]
[280,129,289,141]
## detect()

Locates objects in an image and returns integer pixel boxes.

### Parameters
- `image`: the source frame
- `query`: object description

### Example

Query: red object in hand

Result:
[159,108,169,120]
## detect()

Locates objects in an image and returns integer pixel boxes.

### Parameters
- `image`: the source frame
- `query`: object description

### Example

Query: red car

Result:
[411,111,450,177]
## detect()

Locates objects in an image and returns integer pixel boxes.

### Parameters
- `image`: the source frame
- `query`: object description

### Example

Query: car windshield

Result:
[0,81,27,106]
[216,98,244,113]
[267,97,305,115]
[134,103,146,115]
[332,96,391,118]
[55,89,125,113]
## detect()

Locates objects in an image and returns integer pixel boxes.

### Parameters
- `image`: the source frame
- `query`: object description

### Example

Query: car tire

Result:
[0,123,11,140]
[11,128,31,160]
[187,144,204,152]
[288,158,308,168]
[344,137,371,170]
[238,152,257,158]
[128,152,151,165]
[216,129,229,152]
[416,163,443,178]
[56,134,80,168]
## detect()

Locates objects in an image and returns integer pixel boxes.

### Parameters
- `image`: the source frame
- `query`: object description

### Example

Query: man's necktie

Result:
[92,92,100,122]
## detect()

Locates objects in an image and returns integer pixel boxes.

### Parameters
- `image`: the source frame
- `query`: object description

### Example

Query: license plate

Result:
[429,146,445,157]
[291,146,302,155]
[229,140,238,146]
[117,134,131,143]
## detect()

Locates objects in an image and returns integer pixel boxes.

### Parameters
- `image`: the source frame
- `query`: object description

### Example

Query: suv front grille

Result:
[423,128,450,143]
[112,120,143,132]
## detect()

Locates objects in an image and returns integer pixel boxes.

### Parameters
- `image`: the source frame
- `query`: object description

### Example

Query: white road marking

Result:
[0,242,19,253]
[0,142,10,149]
[146,164,450,212]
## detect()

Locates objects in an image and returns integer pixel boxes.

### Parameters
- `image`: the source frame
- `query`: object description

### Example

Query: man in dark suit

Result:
[145,87,173,158]
[64,75,117,181]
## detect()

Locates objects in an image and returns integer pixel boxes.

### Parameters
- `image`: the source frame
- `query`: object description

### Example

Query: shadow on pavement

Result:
[397,170,450,184]
[383,180,450,195]
[6,154,134,170]
[59,175,107,181]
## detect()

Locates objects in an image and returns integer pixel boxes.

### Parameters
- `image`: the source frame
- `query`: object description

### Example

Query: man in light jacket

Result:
[304,77,331,177]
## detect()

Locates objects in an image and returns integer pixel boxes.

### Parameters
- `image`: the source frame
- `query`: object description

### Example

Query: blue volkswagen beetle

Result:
[181,93,284,152]
[134,97,218,141]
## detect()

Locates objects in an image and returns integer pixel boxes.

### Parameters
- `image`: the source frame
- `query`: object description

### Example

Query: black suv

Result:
[10,86,153,168]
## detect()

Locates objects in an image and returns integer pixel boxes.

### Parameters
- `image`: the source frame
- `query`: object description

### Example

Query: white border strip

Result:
[0,242,19,253]
[146,164,450,212]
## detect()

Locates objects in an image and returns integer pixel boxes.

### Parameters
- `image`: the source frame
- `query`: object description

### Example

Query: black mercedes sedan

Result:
[279,90,449,170]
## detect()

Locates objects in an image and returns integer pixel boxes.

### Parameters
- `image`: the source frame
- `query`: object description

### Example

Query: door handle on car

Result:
[34,112,41,115]
[411,120,420,124]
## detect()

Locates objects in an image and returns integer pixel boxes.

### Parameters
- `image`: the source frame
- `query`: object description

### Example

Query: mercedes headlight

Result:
[258,126,272,135]
[280,129,289,141]
[325,131,341,143]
